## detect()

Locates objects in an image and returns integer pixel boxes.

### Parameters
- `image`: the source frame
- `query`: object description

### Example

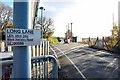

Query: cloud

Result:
[53,0,120,37]
[43,0,74,3]
[47,6,56,12]
[39,0,74,19]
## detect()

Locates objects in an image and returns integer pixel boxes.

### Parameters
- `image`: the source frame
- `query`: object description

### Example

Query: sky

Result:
[2,0,120,38]
[1,0,13,7]
[40,0,120,38]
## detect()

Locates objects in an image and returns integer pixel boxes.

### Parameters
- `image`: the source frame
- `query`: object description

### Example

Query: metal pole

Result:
[13,1,31,78]
[71,23,73,42]
[118,2,120,49]
[68,23,69,30]
[40,7,45,39]
[40,7,43,39]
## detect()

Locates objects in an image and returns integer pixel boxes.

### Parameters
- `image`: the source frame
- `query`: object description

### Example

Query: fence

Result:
[0,41,12,52]
[88,37,120,53]
[0,39,58,79]
[32,39,49,57]
[0,39,49,56]
[0,55,58,79]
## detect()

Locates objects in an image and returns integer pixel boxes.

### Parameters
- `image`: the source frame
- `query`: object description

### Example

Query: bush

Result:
[48,37,58,44]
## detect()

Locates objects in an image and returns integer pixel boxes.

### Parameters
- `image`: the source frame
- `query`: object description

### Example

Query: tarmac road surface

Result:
[50,43,120,79]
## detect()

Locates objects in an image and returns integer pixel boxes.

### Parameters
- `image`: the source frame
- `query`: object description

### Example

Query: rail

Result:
[0,55,58,79]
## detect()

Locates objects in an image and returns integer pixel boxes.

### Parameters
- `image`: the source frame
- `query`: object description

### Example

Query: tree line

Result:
[0,1,56,44]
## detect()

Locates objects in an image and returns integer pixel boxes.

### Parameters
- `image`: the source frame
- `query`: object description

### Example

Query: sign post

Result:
[12,1,34,78]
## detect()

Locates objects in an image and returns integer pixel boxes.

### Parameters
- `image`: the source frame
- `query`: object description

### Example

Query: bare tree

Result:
[37,17,54,39]
[42,17,54,39]
[0,2,13,40]
[0,2,13,30]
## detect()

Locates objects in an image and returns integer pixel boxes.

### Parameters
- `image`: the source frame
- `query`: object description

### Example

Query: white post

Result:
[1,41,5,52]
[8,46,12,52]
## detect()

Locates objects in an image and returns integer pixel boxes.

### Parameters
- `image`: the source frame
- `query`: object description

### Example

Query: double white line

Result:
[51,45,87,80]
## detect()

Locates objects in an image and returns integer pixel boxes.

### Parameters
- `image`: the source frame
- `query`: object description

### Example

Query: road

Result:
[50,43,120,79]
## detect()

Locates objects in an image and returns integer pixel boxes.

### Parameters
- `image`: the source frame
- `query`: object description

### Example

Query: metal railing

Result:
[0,55,58,79]
[31,55,58,78]
[0,57,13,79]
[0,39,58,79]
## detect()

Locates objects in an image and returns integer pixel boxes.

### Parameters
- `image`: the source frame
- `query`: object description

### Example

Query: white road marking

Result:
[56,46,84,57]
[52,45,87,80]
[50,46,58,58]
[51,45,118,79]
[105,58,118,70]
[58,48,78,57]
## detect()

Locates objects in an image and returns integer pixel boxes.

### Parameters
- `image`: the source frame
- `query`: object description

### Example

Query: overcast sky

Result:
[40,0,120,38]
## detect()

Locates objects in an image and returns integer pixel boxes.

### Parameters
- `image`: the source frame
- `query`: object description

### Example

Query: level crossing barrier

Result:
[88,37,120,53]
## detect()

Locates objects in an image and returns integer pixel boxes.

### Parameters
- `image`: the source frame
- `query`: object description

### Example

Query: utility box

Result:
[72,37,77,42]
[72,36,82,42]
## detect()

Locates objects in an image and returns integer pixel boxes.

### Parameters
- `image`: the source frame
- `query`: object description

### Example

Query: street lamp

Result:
[71,23,73,42]
[39,7,45,39]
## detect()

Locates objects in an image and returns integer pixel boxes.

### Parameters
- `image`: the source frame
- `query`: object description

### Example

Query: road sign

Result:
[6,28,41,46]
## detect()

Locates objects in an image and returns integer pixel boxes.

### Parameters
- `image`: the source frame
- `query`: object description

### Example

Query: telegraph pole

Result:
[113,13,114,26]
[68,23,69,30]
[118,2,120,49]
